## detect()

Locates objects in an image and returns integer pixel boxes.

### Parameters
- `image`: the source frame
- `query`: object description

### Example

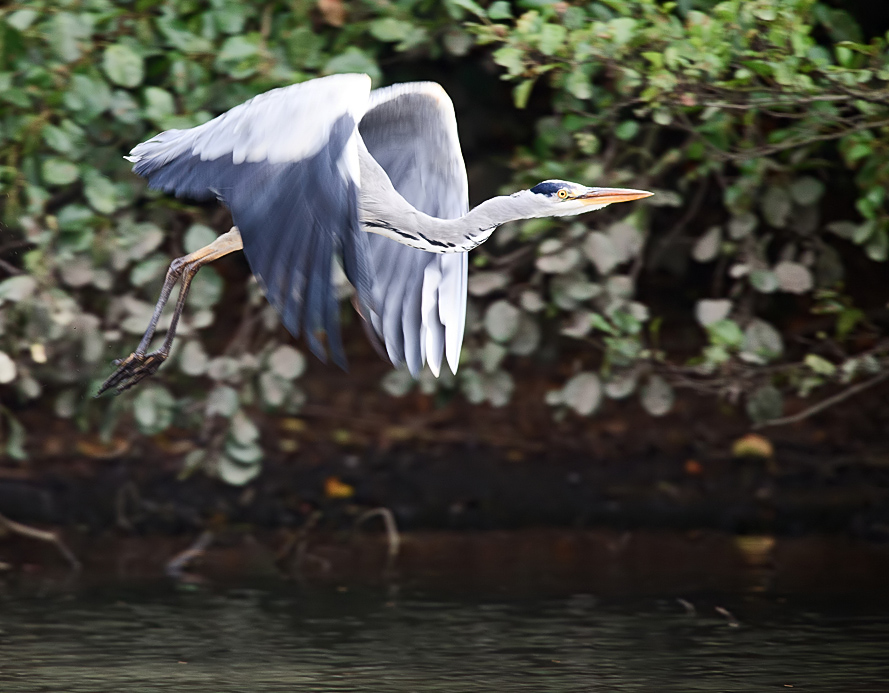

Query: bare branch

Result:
[0,511,81,571]
[754,371,889,429]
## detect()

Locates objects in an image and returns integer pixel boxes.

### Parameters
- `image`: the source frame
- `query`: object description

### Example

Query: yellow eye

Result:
[557,189,569,199]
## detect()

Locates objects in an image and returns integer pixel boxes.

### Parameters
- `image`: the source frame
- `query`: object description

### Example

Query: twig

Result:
[0,258,22,276]
[755,371,889,429]
[353,507,401,562]
[0,511,81,571]
[276,509,326,577]
[715,605,740,628]
[165,530,214,578]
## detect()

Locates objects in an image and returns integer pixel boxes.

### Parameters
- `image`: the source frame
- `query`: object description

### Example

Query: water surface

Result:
[1,531,888,691]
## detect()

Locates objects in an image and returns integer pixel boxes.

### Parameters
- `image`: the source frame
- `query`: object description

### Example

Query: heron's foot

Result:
[97,350,168,396]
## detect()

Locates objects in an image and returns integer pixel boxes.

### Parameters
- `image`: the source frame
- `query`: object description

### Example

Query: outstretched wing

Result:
[358,82,469,376]
[126,73,374,368]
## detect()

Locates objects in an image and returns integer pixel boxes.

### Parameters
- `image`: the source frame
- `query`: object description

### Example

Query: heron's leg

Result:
[98,228,243,395]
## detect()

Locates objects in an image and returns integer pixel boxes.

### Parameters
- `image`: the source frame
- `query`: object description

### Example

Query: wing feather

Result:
[358,82,469,376]
[126,74,373,367]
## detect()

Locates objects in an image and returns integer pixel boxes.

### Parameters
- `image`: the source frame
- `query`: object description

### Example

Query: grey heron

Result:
[98,73,651,395]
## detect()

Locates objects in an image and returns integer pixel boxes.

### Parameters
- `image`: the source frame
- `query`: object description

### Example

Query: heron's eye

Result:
[557,189,569,199]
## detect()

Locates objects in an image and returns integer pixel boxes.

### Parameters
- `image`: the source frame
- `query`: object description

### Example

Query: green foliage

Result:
[0,0,471,477]
[1,0,887,478]
[461,0,889,425]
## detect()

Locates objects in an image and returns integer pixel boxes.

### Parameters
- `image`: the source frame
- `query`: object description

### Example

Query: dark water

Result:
[1,531,888,691]
[1,585,888,691]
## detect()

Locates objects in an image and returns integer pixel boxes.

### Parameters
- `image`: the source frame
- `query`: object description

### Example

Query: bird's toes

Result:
[97,351,167,396]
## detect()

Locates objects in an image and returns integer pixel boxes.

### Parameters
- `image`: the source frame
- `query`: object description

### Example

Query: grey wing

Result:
[359,82,469,376]
[125,74,374,367]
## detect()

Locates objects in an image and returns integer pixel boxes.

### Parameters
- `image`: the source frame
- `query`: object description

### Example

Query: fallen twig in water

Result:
[715,605,739,627]
[353,507,401,567]
[276,510,332,577]
[0,511,81,571]
[676,598,696,616]
[166,530,214,579]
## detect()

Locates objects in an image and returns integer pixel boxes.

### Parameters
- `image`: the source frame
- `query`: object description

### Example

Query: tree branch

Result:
[0,511,81,570]
[754,371,889,429]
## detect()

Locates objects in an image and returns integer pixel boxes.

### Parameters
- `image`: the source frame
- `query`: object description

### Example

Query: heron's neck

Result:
[359,183,537,254]
[358,141,539,252]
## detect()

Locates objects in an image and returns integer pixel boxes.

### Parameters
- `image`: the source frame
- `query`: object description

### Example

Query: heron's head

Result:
[522,180,652,218]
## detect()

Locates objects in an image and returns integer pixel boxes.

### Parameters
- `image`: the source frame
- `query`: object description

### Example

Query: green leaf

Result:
[695,299,732,326]
[382,368,415,397]
[789,177,825,206]
[761,185,791,228]
[837,308,865,339]
[212,1,249,34]
[805,354,836,376]
[615,120,639,141]
[42,120,84,156]
[493,47,525,77]
[708,319,744,348]
[604,371,637,400]
[565,69,592,100]
[741,319,784,364]
[268,345,306,380]
[3,412,26,460]
[103,44,145,88]
[0,351,17,383]
[41,158,79,186]
[57,204,96,233]
[83,171,120,214]
[48,13,94,63]
[324,48,381,84]
[538,24,566,55]
[130,256,168,286]
[485,300,521,343]
[207,385,239,417]
[217,452,261,485]
[865,227,888,262]
[133,385,176,435]
[746,384,783,424]
[184,224,217,254]
[562,372,602,416]
[144,86,176,124]
[109,89,141,124]
[259,371,289,407]
[446,0,486,18]
[230,410,260,445]
[728,213,758,239]
[513,79,535,109]
[590,312,617,335]
[692,226,722,262]
[749,269,779,293]
[774,261,813,294]
[0,275,37,303]
[488,1,512,20]
[179,340,209,376]
[369,18,414,42]
[188,267,223,309]
[6,9,39,31]
[640,374,674,416]
[64,74,112,120]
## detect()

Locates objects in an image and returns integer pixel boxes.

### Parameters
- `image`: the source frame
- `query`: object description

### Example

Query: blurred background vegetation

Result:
[1,0,888,486]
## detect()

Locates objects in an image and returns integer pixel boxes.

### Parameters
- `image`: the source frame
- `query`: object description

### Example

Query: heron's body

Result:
[99,74,651,395]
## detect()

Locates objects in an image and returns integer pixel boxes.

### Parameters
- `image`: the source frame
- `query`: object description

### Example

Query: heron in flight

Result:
[98,74,651,395]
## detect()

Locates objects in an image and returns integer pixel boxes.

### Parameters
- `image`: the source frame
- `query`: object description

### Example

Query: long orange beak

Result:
[577,187,653,205]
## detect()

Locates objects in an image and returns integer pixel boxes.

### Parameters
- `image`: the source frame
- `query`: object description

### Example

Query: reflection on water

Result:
[0,583,887,692]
